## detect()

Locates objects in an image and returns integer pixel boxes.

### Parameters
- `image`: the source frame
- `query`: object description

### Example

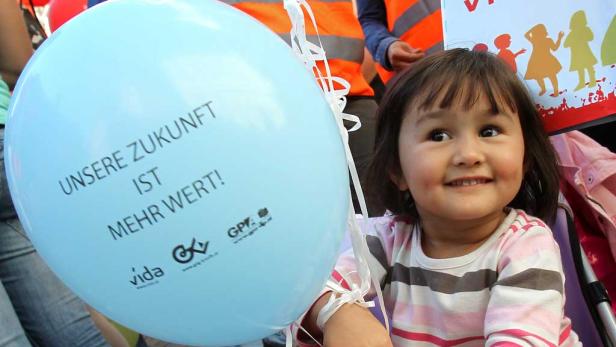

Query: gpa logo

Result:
[227,208,272,243]
[130,266,165,289]
[227,217,254,238]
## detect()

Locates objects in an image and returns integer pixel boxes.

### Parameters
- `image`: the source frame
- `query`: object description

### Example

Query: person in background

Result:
[0,0,111,346]
[357,0,443,85]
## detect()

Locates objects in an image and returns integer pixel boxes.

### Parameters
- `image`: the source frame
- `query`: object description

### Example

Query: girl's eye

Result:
[429,130,451,142]
[480,126,501,137]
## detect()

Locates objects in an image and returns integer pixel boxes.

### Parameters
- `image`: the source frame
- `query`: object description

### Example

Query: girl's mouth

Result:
[446,178,492,186]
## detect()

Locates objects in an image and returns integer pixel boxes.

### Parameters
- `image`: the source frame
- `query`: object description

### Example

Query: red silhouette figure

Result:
[472,43,489,52]
[494,34,526,73]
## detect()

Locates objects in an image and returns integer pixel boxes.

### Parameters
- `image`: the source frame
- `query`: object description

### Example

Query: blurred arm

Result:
[0,0,33,89]
[356,0,398,69]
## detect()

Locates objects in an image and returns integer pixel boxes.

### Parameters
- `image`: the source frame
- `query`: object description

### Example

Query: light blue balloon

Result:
[5,1,348,345]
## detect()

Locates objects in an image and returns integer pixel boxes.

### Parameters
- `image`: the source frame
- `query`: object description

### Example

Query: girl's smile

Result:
[444,176,493,187]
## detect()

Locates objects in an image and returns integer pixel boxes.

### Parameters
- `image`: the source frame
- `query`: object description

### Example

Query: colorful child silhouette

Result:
[564,10,598,90]
[524,24,564,97]
[494,33,526,73]
[602,15,616,66]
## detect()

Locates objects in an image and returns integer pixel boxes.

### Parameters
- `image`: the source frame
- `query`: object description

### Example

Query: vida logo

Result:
[130,266,165,286]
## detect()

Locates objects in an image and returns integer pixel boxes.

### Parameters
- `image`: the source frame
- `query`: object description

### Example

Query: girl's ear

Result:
[389,171,409,191]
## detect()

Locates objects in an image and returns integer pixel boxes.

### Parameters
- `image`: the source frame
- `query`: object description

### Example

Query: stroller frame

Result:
[556,203,616,346]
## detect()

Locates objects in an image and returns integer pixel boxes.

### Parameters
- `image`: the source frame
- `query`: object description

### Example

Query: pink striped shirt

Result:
[298,209,581,346]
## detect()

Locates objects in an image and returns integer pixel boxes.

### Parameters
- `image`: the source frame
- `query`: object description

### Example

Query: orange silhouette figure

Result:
[564,10,598,91]
[494,33,526,73]
[524,24,564,97]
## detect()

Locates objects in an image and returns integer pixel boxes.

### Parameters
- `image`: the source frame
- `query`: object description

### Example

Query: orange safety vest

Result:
[376,0,443,83]
[222,0,374,96]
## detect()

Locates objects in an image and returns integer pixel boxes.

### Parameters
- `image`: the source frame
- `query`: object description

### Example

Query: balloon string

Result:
[286,324,323,347]
[283,0,390,340]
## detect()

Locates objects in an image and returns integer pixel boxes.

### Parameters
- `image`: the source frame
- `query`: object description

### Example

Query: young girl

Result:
[297,49,580,346]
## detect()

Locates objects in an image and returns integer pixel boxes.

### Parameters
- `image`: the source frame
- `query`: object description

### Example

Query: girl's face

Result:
[394,94,525,224]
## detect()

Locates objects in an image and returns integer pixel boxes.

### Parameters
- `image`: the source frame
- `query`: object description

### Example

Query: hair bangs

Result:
[409,52,520,116]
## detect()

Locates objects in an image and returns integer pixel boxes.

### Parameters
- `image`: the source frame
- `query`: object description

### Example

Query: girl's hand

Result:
[323,303,393,347]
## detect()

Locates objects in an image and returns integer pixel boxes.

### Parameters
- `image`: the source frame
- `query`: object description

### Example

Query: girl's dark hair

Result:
[367,48,560,223]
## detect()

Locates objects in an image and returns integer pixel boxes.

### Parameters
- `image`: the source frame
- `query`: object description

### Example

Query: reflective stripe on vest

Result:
[278,34,365,63]
[388,0,440,35]
[222,0,374,96]
[377,0,443,83]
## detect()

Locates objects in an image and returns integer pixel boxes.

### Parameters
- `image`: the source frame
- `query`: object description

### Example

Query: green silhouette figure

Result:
[564,10,598,91]
[525,24,565,97]
[602,15,616,66]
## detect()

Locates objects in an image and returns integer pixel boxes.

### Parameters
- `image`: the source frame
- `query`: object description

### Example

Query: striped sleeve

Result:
[485,222,566,347]
[293,216,399,346]
[330,216,399,296]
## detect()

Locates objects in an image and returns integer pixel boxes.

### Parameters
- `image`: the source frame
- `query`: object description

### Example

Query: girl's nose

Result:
[452,137,485,167]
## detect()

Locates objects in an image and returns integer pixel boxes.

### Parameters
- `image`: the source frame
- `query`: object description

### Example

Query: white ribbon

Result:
[282,0,390,345]
[316,276,375,331]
